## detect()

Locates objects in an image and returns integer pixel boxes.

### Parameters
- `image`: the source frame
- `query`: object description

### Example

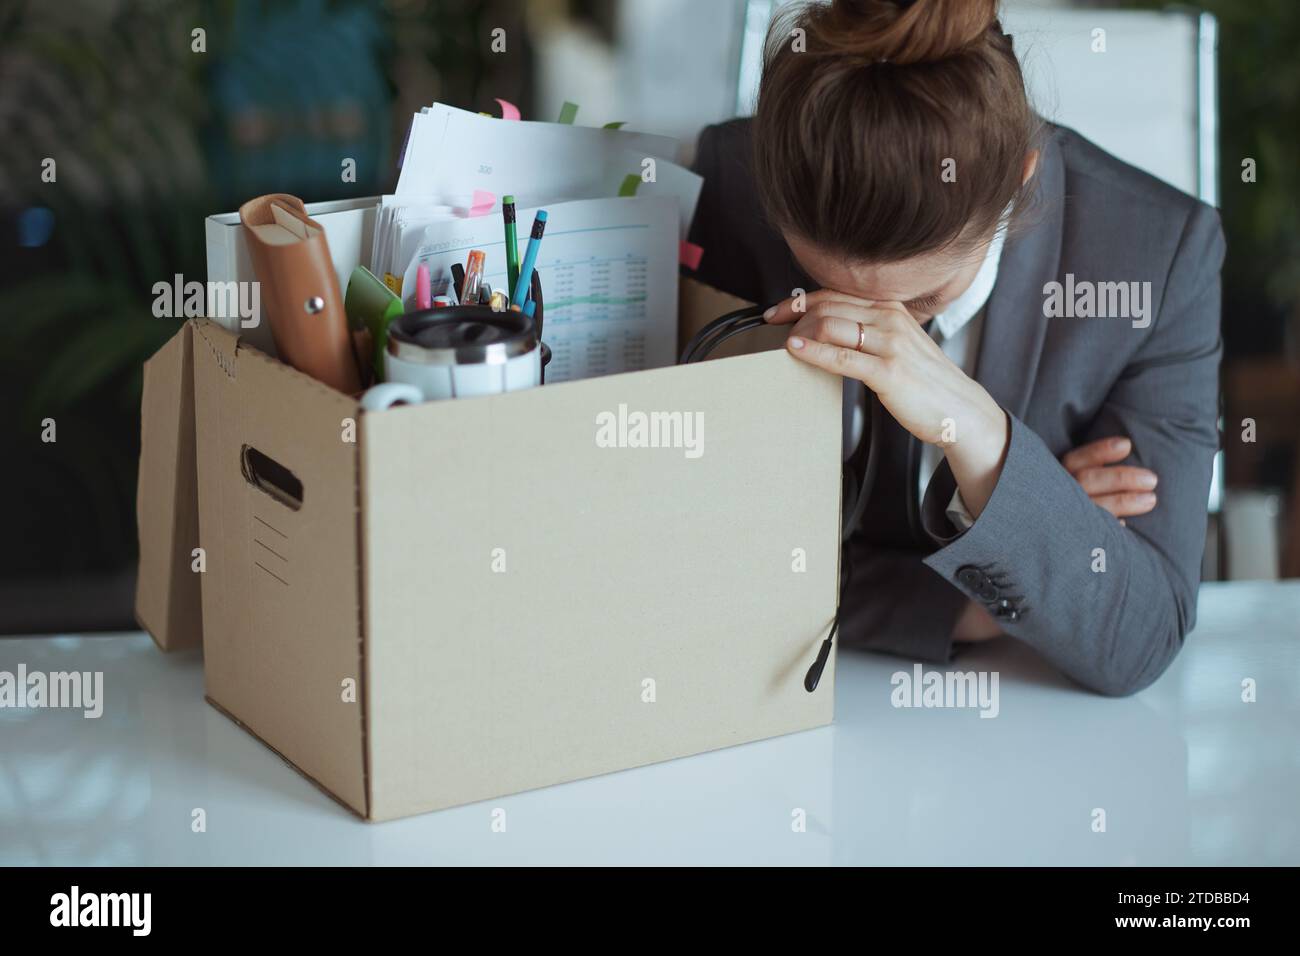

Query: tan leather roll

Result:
[239,193,362,394]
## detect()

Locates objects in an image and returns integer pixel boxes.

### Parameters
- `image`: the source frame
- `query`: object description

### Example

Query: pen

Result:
[503,195,520,297]
[511,209,548,309]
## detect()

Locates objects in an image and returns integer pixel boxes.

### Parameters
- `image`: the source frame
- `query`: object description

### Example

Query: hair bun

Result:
[806,0,998,65]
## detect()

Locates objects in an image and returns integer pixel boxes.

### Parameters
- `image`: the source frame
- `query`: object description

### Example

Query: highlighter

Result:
[461,250,486,308]
[416,264,432,310]
[503,196,520,296]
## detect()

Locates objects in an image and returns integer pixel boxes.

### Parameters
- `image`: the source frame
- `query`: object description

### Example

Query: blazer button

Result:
[956,566,984,590]
[976,582,1000,603]
[995,598,1017,618]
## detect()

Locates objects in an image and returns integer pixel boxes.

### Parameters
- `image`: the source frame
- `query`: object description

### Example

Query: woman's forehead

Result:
[786,232,972,300]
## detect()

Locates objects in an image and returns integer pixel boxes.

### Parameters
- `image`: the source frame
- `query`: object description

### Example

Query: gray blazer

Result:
[688,119,1224,696]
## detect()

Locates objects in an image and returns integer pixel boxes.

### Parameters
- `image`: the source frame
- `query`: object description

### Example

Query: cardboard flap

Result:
[190,315,242,375]
[134,322,202,651]
[190,318,369,816]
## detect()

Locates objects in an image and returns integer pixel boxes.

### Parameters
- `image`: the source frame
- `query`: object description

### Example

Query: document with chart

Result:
[398,196,679,381]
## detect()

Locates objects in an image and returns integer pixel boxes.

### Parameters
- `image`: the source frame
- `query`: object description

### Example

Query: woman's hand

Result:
[1062,437,1158,522]
[767,289,1009,518]
[952,599,1004,643]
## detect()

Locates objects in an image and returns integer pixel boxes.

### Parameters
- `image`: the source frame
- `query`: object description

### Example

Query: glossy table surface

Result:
[2,581,1297,866]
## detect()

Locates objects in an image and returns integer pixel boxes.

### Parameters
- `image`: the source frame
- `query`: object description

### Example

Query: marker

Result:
[511,209,548,309]
[416,264,431,310]
[503,196,520,297]
[461,250,486,308]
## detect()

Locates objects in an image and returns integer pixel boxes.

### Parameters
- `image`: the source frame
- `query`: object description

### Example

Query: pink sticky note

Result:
[495,98,521,121]
[468,189,495,217]
[679,240,704,271]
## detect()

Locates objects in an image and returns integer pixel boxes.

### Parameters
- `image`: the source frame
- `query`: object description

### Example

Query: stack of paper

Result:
[375,103,702,381]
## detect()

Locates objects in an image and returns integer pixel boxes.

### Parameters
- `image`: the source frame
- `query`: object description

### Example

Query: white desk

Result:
[2,581,1297,866]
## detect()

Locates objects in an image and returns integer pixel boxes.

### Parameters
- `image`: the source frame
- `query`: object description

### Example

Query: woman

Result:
[687,0,1223,695]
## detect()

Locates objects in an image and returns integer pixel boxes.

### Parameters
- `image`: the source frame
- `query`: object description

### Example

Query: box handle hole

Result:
[240,445,303,511]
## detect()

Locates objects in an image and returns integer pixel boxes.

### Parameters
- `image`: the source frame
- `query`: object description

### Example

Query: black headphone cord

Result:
[803,391,881,692]
[681,305,883,694]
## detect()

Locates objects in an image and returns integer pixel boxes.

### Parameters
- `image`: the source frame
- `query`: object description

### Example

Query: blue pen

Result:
[511,209,548,308]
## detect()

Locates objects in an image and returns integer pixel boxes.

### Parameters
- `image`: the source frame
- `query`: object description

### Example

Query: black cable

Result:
[803,391,881,693]
[684,317,768,363]
[680,306,767,363]
[844,395,882,544]
[680,311,768,363]
[680,303,883,694]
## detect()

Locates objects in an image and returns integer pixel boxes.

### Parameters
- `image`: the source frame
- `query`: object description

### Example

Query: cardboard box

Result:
[135,279,841,820]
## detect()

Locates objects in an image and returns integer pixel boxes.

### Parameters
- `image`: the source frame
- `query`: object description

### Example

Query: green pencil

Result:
[503,195,520,296]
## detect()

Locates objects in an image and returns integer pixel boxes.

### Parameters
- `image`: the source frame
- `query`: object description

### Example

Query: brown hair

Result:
[753,0,1040,264]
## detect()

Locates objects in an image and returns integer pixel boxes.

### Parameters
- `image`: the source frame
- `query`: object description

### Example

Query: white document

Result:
[382,153,700,289]
[396,103,679,207]
[610,145,702,242]
[371,196,456,285]
[399,196,679,382]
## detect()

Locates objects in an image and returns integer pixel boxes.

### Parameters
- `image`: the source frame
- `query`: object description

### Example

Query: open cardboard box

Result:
[135,277,840,821]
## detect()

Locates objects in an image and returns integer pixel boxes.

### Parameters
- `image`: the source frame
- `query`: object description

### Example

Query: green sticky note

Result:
[603,121,626,130]
[557,101,578,124]
[617,174,640,197]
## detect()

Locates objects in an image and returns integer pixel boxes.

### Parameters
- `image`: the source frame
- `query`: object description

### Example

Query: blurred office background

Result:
[0,0,1297,633]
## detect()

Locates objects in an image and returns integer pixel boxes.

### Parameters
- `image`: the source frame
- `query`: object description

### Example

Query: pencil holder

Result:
[358,300,549,410]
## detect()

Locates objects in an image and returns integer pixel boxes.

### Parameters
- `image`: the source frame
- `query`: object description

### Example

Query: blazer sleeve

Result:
[919,202,1225,696]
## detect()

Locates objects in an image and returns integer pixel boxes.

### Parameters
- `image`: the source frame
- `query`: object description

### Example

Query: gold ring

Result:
[856,322,866,352]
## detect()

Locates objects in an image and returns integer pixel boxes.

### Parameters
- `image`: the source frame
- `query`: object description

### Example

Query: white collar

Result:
[931,211,1010,340]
